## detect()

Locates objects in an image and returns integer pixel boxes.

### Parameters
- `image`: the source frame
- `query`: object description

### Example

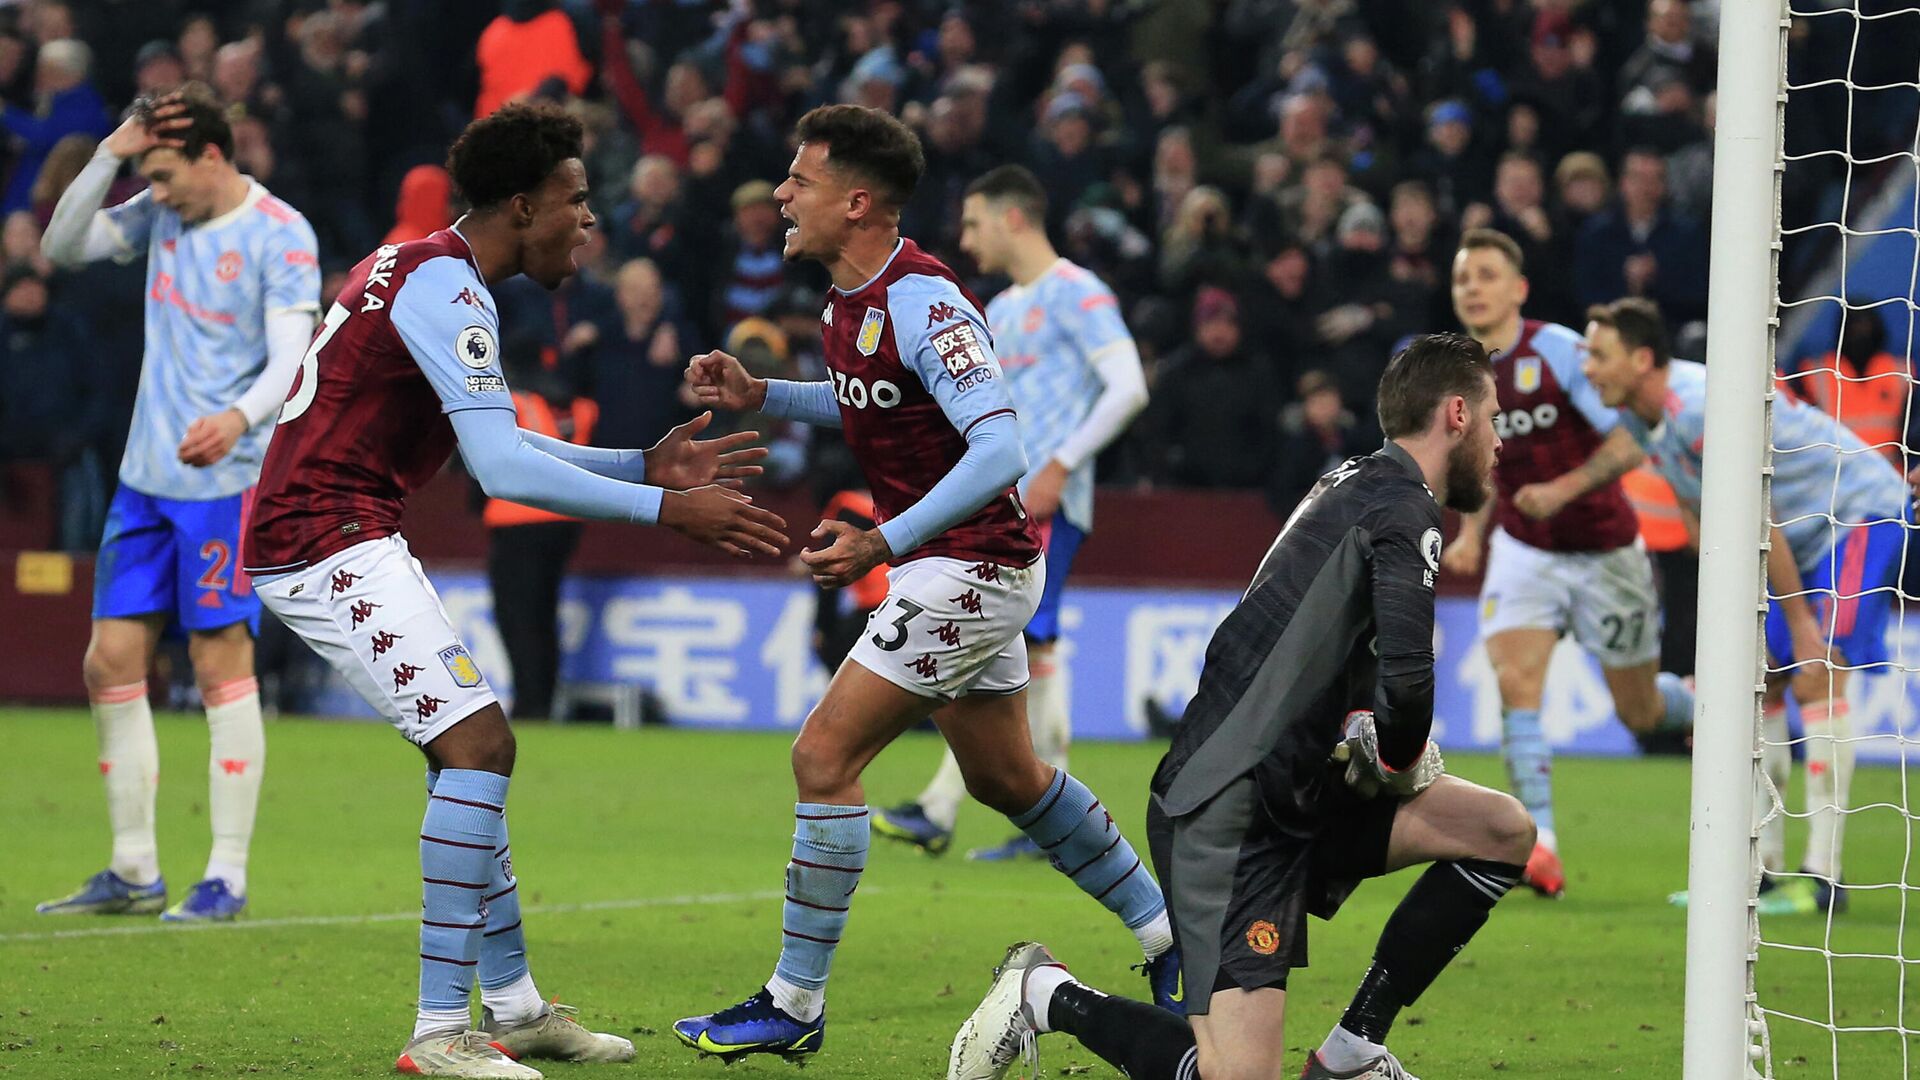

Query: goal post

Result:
[1684,1,1787,1077]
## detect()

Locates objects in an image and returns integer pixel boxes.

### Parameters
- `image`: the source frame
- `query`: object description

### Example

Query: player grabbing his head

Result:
[674,105,1177,1064]
[1440,229,1694,898]
[872,163,1149,861]
[35,88,319,923]
[1583,299,1908,916]
[949,334,1532,1080]
[243,104,785,1078]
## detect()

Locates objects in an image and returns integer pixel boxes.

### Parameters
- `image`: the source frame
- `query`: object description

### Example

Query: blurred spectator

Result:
[1144,287,1280,489]
[608,154,702,301]
[383,164,452,245]
[0,261,104,549]
[279,13,371,255]
[1574,148,1708,325]
[902,93,992,259]
[133,40,184,97]
[1783,307,1910,464]
[1240,239,1321,380]
[1619,0,1716,102]
[1269,369,1375,516]
[1408,99,1492,220]
[27,132,91,225]
[715,179,790,335]
[1158,185,1247,298]
[570,99,639,215]
[1619,73,1706,157]
[1554,150,1613,236]
[211,40,278,127]
[1027,93,1106,234]
[1316,200,1417,412]
[0,38,111,214]
[583,257,699,453]
[1667,91,1716,223]
[177,14,217,83]
[1249,154,1366,258]
[474,0,591,119]
[1386,180,1453,331]
[1473,154,1572,322]
[1509,22,1604,154]
[726,316,808,486]
[484,335,595,722]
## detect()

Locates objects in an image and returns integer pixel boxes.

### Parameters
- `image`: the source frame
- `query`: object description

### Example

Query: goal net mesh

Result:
[1757,1,1920,1073]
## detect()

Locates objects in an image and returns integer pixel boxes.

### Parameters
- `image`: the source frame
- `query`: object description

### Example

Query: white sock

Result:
[1760,704,1791,874]
[766,973,824,1023]
[1536,827,1558,854]
[1134,909,1175,959]
[1027,654,1071,772]
[1800,699,1854,881]
[482,970,545,1027]
[917,749,967,833]
[93,681,160,885]
[1023,964,1076,1034]
[203,677,264,896]
[412,1006,473,1042]
[1317,1024,1388,1073]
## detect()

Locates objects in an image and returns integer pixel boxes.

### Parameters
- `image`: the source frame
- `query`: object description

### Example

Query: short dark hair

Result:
[131,83,231,162]
[445,103,585,211]
[1457,227,1524,273]
[965,164,1047,224]
[794,104,924,210]
[1586,298,1671,367]
[1376,333,1494,438]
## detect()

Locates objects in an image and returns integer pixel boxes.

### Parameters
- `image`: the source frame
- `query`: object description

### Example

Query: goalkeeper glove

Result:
[1332,709,1445,798]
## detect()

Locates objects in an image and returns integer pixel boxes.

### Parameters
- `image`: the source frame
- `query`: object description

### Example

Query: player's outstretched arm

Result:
[1513,426,1645,520]
[42,102,189,268]
[516,411,768,489]
[686,349,844,427]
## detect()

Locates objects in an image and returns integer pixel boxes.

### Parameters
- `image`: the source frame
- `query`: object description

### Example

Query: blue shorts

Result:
[94,484,260,634]
[1765,518,1904,669]
[1026,515,1086,643]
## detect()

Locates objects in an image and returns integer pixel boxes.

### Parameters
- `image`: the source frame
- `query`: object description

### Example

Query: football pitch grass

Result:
[3,708,1914,1078]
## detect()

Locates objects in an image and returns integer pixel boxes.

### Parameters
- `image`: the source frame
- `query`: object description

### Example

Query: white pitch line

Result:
[0,888,798,943]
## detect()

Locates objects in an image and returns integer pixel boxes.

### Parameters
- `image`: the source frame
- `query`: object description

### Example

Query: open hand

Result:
[685,349,768,412]
[178,409,247,467]
[644,411,768,490]
[660,484,788,558]
[798,518,891,587]
[104,95,191,159]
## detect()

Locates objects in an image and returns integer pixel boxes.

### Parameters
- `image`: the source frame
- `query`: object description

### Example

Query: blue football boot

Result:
[871,801,954,855]
[673,989,823,1063]
[966,834,1045,862]
[36,869,166,915]
[160,878,246,922]
[1138,946,1185,1015]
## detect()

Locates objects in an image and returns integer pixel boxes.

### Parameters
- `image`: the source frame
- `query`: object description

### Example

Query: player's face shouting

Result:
[775,143,847,263]
[1450,246,1526,336]
[521,157,596,290]
[1580,323,1638,409]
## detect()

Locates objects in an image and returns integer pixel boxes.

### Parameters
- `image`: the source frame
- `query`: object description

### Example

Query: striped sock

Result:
[1500,708,1555,844]
[478,814,541,1025]
[415,769,509,1039]
[202,676,263,895]
[92,680,160,885]
[1655,672,1695,732]
[1011,770,1167,945]
[768,803,868,1022]
[1342,857,1523,1044]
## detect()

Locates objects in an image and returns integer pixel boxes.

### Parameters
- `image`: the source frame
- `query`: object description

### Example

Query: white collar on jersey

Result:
[831,237,906,296]
[196,178,268,232]
[447,219,487,281]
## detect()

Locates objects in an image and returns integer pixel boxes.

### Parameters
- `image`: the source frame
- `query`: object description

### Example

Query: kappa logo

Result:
[416,694,448,720]
[932,621,961,647]
[1246,919,1281,956]
[926,301,959,327]
[439,644,483,688]
[909,654,939,679]
[856,307,887,356]
[450,287,489,310]
[349,599,381,627]
[369,630,404,657]
[457,324,497,369]
[951,589,983,615]
[215,250,243,283]
[330,570,361,597]
[393,662,425,691]
[968,561,1000,582]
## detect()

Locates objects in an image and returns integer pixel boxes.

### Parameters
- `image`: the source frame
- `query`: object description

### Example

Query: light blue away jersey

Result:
[985,258,1131,531]
[104,180,320,500]
[1618,360,1908,573]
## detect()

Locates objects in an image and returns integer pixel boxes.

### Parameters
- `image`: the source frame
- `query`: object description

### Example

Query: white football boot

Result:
[948,941,1058,1080]
[394,1030,542,1078]
[1300,1047,1422,1079]
[481,1001,635,1063]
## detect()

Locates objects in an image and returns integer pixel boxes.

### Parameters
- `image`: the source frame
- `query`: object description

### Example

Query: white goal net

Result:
[1693,1,1920,1076]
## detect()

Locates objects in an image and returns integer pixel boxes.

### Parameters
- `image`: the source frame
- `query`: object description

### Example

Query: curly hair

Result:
[445,103,584,211]
[130,82,231,162]
[794,104,923,210]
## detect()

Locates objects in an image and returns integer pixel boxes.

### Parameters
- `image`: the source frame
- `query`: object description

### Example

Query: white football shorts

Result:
[846,554,1045,702]
[1478,528,1662,669]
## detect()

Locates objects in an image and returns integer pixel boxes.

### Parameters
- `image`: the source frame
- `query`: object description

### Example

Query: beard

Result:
[1443,434,1494,513]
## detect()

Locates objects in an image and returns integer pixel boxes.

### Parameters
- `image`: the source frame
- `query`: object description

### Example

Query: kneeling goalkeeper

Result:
[948,332,1536,1080]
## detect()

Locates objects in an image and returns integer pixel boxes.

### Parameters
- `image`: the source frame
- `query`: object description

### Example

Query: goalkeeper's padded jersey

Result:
[1155,441,1443,823]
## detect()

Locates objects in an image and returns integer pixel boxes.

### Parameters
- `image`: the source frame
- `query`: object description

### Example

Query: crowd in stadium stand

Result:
[0,0,1913,553]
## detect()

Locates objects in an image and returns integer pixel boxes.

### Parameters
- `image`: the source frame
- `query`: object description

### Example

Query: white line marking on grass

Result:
[0,888,798,943]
